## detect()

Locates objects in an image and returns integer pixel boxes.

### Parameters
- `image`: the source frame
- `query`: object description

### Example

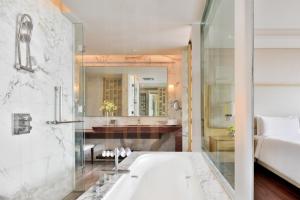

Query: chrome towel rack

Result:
[46,86,83,125]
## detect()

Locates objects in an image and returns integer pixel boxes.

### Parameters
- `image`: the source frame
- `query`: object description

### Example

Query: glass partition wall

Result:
[73,23,86,191]
[201,0,235,188]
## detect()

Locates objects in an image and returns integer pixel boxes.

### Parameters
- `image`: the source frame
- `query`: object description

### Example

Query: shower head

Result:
[15,14,34,73]
[18,14,33,43]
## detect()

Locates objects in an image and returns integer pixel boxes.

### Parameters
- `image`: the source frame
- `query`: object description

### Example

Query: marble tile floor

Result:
[207,152,235,187]
[64,161,114,200]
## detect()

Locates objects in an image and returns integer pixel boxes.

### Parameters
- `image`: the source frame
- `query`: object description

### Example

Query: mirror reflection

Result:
[85,66,168,117]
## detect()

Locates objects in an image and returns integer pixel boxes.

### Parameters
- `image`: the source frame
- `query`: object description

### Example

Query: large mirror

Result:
[85,66,168,117]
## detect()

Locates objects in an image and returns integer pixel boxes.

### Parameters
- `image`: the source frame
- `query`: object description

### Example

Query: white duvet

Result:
[255,133,300,187]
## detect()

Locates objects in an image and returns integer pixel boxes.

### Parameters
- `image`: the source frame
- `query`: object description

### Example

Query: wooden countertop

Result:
[80,125,181,138]
[91,124,181,132]
[77,125,183,151]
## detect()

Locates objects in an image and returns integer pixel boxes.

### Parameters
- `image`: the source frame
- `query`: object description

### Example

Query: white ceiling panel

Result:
[62,0,206,54]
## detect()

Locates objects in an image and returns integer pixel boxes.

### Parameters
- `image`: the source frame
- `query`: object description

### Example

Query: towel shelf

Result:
[46,120,83,125]
[46,86,83,125]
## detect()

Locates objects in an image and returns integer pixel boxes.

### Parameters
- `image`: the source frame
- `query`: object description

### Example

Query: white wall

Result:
[254,49,300,84]
[254,0,300,30]
[254,49,300,116]
[0,0,74,199]
[254,0,300,48]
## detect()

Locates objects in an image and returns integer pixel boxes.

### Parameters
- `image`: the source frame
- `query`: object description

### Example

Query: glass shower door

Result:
[73,23,86,191]
[201,0,235,189]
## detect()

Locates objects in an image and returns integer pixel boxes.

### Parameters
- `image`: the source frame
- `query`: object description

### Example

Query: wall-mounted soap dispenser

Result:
[13,113,32,135]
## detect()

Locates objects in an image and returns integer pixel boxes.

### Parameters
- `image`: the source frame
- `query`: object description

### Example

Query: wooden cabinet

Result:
[83,125,183,151]
[209,136,234,152]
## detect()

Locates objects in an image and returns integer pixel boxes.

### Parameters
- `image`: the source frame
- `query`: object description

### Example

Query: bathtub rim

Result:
[77,152,231,200]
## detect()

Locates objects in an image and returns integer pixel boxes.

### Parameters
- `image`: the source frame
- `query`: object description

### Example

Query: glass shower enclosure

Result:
[201,0,235,189]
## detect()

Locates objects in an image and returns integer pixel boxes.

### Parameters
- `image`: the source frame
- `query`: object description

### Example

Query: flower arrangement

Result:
[227,125,235,137]
[100,100,117,114]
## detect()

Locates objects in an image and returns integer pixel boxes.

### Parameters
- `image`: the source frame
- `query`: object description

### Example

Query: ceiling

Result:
[62,0,206,54]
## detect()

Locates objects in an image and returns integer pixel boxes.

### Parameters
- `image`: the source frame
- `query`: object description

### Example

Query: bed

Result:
[254,116,300,188]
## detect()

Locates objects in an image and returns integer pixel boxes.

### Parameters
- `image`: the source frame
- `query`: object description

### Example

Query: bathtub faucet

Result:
[113,147,130,174]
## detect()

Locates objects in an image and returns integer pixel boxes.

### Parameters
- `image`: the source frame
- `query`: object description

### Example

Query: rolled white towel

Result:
[110,151,114,157]
[105,151,109,157]
[125,147,132,156]
[120,147,126,157]
[101,150,106,157]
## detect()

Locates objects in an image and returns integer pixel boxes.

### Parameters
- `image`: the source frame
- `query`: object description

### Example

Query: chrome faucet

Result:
[114,147,119,172]
[113,147,130,174]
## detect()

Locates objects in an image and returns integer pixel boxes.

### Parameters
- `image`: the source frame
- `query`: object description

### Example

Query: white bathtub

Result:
[101,153,229,200]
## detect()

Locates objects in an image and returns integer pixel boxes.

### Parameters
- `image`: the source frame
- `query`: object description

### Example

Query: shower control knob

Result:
[13,113,32,135]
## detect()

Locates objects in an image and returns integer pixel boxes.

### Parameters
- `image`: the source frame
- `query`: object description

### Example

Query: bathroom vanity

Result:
[83,125,182,151]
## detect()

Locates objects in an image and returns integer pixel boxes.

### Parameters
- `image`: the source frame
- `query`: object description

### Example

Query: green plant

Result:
[227,125,235,136]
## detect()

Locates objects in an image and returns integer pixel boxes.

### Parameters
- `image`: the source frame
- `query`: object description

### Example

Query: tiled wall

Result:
[0,0,74,199]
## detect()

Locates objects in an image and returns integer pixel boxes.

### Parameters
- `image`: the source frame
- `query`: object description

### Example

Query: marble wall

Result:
[0,0,74,199]
[181,47,189,151]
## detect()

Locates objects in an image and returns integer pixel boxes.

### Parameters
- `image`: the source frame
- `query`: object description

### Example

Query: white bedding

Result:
[255,134,300,187]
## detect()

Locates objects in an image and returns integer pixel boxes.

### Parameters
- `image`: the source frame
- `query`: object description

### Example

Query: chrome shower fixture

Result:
[46,86,83,125]
[13,113,32,135]
[15,14,34,73]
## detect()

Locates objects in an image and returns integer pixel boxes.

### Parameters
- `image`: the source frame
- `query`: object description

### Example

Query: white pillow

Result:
[256,116,300,137]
